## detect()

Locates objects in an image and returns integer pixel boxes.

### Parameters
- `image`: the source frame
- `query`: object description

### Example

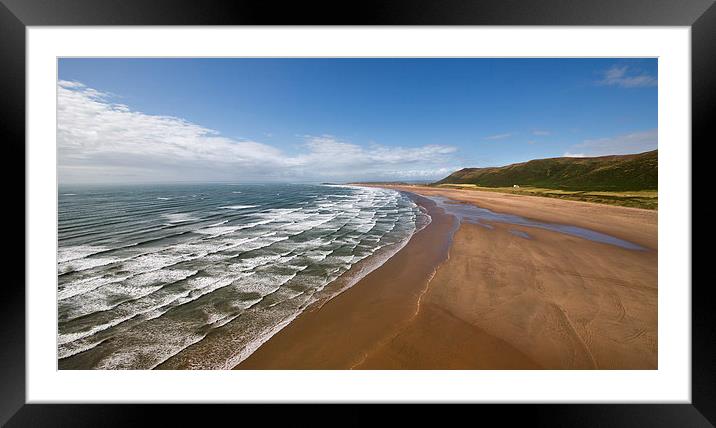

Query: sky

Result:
[58,58,657,184]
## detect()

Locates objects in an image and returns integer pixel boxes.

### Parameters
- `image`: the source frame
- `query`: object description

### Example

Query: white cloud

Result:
[483,133,512,140]
[57,81,458,183]
[563,129,657,157]
[381,166,462,178]
[599,65,657,88]
[57,80,85,88]
[562,152,586,158]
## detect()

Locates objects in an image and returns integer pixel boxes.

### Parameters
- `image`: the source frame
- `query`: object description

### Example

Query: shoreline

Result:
[236,186,657,369]
[379,185,657,250]
[236,193,472,368]
[153,188,430,370]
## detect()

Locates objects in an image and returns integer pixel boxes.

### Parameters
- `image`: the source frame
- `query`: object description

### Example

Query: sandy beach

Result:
[237,186,657,370]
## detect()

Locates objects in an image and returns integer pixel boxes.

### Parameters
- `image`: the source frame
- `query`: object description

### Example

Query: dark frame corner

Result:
[1,0,713,426]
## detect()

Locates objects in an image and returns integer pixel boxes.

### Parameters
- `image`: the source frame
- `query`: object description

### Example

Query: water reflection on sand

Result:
[427,196,645,251]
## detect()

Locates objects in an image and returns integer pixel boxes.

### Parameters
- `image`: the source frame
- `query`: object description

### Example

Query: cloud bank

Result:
[58,81,459,184]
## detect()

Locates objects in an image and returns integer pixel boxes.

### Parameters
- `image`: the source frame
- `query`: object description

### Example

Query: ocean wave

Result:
[59,269,200,322]
[162,213,197,223]
[57,228,286,302]
[58,245,109,263]
[219,205,258,210]
[57,184,423,369]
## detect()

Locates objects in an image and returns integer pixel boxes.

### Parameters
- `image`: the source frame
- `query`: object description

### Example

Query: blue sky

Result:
[58,58,657,184]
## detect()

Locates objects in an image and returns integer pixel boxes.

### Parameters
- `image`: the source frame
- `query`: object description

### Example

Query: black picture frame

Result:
[1,0,712,426]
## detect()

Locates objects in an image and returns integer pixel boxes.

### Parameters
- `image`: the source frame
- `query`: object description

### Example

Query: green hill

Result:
[434,150,657,191]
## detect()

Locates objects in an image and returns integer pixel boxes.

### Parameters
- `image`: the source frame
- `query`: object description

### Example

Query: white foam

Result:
[121,253,192,273]
[58,321,123,347]
[282,215,336,233]
[239,219,273,228]
[258,208,302,217]
[304,249,334,262]
[57,186,427,369]
[58,272,134,300]
[60,269,200,322]
[58,337,106,360]
[115,269,198,297]
[58,255,122,274]
[162,213,196,223]
[62,223,279,283]
[58,236,238,300]
[231,254,285,272]
[331,255,356,264]
[235,272,298,295]
[193,225,243,236]
[230,235,289,254]
[57,245,108,263]
[58,272,231,358]
[219,205,257,210]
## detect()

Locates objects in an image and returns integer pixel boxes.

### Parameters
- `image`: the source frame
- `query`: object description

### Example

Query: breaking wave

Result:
[57,183,426,369]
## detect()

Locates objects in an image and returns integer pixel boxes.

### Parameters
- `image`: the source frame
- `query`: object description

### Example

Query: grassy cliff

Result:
[435,150,657,192]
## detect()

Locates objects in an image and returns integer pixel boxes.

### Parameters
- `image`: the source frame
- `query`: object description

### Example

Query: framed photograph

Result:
[2,0,712,425]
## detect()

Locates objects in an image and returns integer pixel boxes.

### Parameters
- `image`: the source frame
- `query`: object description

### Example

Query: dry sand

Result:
[237,186,657,370]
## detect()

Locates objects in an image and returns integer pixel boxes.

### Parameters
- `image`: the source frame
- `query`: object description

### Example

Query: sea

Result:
[57,183,430,369]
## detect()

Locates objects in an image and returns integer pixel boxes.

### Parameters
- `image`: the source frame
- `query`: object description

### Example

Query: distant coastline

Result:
[346,151,658,210]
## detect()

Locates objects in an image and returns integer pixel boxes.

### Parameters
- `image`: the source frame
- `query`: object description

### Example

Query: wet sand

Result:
[386,185,657,250]
[237,186,657,369]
